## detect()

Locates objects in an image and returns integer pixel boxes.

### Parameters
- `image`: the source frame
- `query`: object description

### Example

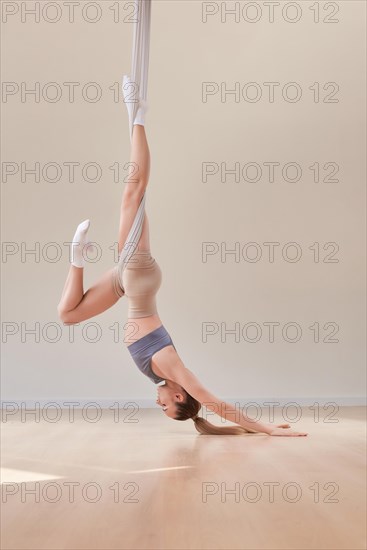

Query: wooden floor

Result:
[1,406,366,550]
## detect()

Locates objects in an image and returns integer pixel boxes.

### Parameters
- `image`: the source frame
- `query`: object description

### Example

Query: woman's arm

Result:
[161,354,307,436]
[176,367,273,434]
[160,354,273,434]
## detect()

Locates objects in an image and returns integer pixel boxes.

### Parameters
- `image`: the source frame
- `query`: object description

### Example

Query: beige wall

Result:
[1,1,366,407]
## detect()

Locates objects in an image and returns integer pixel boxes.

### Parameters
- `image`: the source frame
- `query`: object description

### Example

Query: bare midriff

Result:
[124,313,163,347]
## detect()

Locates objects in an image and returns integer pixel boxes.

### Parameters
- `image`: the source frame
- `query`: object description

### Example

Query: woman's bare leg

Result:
[118,124,151,254]
[57,266,119,325]
[57,125,151,324]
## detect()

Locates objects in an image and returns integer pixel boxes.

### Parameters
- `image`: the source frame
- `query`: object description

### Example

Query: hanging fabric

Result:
[129,0,151,140]
[115,0,152,293]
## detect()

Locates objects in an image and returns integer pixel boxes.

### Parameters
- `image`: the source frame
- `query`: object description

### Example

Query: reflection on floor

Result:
[1,407,366,550]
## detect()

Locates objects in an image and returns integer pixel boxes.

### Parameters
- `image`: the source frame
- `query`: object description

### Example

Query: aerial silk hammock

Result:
[116,0,151,292]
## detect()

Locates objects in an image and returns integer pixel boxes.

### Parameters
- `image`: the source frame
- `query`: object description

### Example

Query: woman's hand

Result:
[270,427,308,436]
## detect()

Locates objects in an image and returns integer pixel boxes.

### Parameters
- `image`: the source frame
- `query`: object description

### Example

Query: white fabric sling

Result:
[116,0,151,293]
[129,0,151,139]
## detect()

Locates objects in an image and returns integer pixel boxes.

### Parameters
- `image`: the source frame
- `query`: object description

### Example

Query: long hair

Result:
[174,390,257,435]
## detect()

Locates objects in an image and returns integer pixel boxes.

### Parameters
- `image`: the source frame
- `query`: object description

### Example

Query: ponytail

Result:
[192,415,254,435]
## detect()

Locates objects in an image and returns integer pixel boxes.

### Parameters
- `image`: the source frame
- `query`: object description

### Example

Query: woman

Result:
[57,82,308,437]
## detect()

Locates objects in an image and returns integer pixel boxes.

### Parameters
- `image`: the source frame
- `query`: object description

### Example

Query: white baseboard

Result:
[1,396,366,409]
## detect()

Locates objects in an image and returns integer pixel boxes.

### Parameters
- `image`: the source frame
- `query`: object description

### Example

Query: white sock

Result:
[122,75,148,131]
[133,98,148,127]
[70,219,91,268]
[122,75,135,134]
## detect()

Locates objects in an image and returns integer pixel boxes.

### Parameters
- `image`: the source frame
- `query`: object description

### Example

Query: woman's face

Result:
[156,384,185,418]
